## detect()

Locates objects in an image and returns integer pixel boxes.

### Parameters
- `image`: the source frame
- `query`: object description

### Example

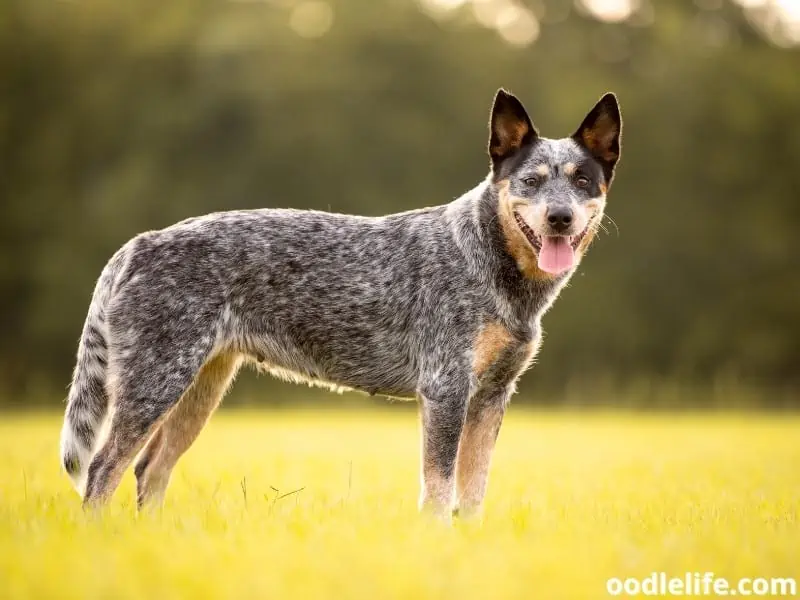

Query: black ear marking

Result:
[488,89,539,168]
[573,93,622,181]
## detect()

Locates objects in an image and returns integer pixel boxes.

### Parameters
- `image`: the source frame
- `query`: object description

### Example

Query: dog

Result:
[60,89,622,518]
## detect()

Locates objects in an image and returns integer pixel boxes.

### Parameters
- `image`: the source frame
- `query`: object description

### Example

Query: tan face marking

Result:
[472,321,514,379]
[496,181,608,275]
[534,164,549,177]
[563,162,577,176]
[496,180,552,280]
[575,195,606,255]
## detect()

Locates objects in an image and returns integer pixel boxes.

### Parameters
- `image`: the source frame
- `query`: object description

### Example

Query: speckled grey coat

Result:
[60,89,622,518]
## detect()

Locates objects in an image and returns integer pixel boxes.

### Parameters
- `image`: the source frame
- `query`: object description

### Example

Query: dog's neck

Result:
[445,179,573,327]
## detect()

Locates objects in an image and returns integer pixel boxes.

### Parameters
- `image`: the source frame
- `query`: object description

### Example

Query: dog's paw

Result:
[419,499,455,525]
[452,504,485,525]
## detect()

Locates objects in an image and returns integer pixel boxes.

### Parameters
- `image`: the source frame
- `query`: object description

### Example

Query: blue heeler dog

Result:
[60,89,622,518]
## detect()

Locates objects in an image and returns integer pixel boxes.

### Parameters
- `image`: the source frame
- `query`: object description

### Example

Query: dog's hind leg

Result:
[82,334,217,509]
[135,352,242,509]
[133,428,163,499]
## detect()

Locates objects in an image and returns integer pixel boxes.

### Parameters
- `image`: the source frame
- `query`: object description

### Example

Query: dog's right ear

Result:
[488,89,538,168]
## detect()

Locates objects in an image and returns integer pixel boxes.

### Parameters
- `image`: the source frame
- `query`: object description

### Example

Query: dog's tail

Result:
[60,247,129,496]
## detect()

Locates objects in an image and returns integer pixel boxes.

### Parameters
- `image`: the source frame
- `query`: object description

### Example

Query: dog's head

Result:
[488,89,622,277]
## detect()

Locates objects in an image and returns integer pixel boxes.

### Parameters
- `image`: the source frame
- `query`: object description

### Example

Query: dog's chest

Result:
[470,321,539,386]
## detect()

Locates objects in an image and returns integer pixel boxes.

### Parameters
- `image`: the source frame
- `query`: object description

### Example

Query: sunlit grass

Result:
[1,408,798,599]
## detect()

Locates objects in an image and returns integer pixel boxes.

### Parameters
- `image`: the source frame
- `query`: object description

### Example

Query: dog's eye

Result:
[575,175,591,188]
[523,177,540,187]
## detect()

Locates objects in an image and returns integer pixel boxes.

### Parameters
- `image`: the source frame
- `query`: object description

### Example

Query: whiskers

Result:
[598,213,620,237]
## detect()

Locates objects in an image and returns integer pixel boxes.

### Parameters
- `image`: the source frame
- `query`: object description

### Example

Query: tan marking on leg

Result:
[135,431,168,510]
[563,162,577,176]
[136,353,242,508]
[83,419,158,508]
[472,322,514,379]
[496,181,553,280]
[134,428,163,482]
[456,405,504,519]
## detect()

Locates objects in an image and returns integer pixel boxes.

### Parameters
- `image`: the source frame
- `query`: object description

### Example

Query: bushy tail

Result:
[60,248,128,496]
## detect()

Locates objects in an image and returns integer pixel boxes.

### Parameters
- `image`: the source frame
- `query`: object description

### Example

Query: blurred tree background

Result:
[1,0,798,407]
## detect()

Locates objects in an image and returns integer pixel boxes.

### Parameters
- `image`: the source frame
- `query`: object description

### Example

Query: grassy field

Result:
[1,408,798,599]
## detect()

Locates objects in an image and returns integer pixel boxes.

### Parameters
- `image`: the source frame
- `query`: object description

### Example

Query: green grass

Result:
[1,409,798,599]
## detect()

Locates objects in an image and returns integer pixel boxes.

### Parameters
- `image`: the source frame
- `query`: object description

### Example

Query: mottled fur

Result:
[60,89,622,518]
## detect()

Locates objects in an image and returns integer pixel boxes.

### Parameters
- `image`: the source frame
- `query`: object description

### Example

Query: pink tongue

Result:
[538,236,575,274]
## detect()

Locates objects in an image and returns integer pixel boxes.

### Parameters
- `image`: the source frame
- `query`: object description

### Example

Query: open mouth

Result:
[513,211,587,251]
[513,211,589,275]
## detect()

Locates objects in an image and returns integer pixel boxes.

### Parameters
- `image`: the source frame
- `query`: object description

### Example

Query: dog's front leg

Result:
[417,380,469,520]
[455,386,508,520]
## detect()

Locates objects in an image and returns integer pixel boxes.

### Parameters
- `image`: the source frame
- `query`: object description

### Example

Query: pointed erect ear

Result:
[489,89,538,167]
[573,93,622,179]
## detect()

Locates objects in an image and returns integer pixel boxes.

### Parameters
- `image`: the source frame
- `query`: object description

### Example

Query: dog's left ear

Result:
[489,89,539,168]
[573,93,622,180]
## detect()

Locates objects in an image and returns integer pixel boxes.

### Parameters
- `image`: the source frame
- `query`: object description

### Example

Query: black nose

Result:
[547,206,573,232]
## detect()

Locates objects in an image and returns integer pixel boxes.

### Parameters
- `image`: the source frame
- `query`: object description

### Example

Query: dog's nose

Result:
[547,206,573,232]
